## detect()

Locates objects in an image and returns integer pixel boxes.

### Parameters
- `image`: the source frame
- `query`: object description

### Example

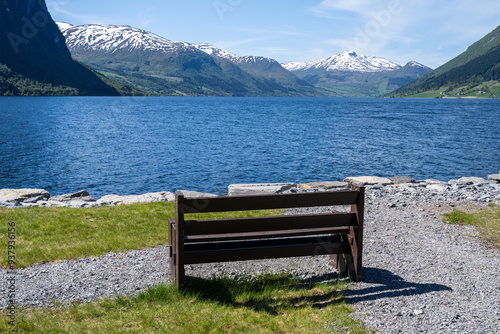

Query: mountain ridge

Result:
[282,51,402,73]
[57,22,319,97]
[388,25,500,98]
[282,51,431,97]
[57,22,431,97]
[0,1,129,96]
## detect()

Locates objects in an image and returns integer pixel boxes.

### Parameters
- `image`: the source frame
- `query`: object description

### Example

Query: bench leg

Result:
[168,219,175,283]
[175,252,185,289]
[170,222,185,290]
[168,219,185,288]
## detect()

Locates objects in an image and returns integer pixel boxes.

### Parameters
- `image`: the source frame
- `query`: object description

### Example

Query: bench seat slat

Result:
[185,226,349,242]
[185,212,356,235]
[182,190,359,213]
[185,235,343,252]
[184,238,351,264]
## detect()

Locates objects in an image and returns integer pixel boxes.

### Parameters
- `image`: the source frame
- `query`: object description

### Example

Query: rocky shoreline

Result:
[1,173,500,209]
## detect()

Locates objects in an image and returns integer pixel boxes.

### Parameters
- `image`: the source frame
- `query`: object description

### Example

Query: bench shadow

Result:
[182,275,345,315]
[182,267,452,312]
[341,267,452,303]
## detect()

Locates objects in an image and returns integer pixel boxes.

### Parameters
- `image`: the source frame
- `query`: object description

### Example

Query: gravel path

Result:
[1,182,499,333]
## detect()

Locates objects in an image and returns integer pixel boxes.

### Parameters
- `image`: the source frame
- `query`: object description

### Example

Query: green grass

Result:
[1,274,367,333]
[0,203,281,268]
[443,205,500,248]
[0,204,368,333]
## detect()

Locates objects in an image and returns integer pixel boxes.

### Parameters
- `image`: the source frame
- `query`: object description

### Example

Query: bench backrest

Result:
[175,185,364,238]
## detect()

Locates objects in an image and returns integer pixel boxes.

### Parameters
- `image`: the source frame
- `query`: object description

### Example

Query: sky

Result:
[46,0,500,69]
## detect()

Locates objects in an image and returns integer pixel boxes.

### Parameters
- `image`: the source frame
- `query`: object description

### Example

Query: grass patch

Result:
[0,203,281,268]
[443,206,500,248]
[0,274,367,333]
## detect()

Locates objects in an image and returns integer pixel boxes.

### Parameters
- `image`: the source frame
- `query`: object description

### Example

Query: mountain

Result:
[283,51,401,73]
[57,23,318,97]
[0,0,131,96]
[389,25,500,98]
[193,43,317,94]
[283,51,431,97]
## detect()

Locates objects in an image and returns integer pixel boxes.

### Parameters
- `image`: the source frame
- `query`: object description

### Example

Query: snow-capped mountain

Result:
[55,22,429,97]
[283,51,401,73]
[193,43,278,65]
[56,22,318,97]
[57,23,278,66]
[406,60,431,70]
[57,22,196,54]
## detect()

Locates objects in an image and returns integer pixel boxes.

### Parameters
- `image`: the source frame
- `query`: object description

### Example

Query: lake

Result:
[0,97,499,198]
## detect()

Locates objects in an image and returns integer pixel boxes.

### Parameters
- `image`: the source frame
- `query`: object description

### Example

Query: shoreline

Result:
[1,173,500,209]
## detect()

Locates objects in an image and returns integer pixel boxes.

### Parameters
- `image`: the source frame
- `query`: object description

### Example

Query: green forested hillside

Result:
[388,25,500,98]
[0,0,136,96]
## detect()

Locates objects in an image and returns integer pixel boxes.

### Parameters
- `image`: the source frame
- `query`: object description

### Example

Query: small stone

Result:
[177,190,218,198]
[343,176,392,186]
[390,176,416,184]
[228,183,295,196]
[23,195,48,203]
[413,309,424,316]
[0,201,18,208]
[297,181,349,190]
[427,184,448,192]
[453,177,488,185]
[425,179,448,185]
[51,190,96,202]
[487,174,500,182]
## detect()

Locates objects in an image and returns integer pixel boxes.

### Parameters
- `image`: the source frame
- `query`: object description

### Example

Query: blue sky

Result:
[47,0,500,69]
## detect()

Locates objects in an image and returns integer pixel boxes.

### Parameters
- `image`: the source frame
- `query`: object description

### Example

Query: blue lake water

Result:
[0,97,499,198]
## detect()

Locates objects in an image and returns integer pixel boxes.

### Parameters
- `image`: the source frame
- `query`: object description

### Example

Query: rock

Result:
[0,189,50,203]
[97,192,175,205]
[390,176,416,184]
[343,176,391,186]
[23,195,48,204]
[487,174,500,182]
[0,201,17,208]
[228,183,295,196]
[413,309,424,316]
[425,179,448,185]
[450,177,488,185]
[177,190,218,198]
[297,181,349,190]
[427,184,448,192]
[67,200,100,208]
[39,200,70,208]
[51,190,95,202]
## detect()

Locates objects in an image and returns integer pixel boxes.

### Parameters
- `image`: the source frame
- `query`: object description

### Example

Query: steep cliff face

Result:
[0,0,119,95]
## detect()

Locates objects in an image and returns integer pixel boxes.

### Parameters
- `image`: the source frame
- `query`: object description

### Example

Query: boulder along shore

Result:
[1,173,500,208]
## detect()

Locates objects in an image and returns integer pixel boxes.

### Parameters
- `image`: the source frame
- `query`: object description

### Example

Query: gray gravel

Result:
[1,181,499,333]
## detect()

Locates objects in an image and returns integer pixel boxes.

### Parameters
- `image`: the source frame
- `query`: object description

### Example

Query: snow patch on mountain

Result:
[283,51,401,73]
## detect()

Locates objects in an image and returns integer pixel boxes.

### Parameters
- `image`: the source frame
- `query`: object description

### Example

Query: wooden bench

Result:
[168,185,365,289]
